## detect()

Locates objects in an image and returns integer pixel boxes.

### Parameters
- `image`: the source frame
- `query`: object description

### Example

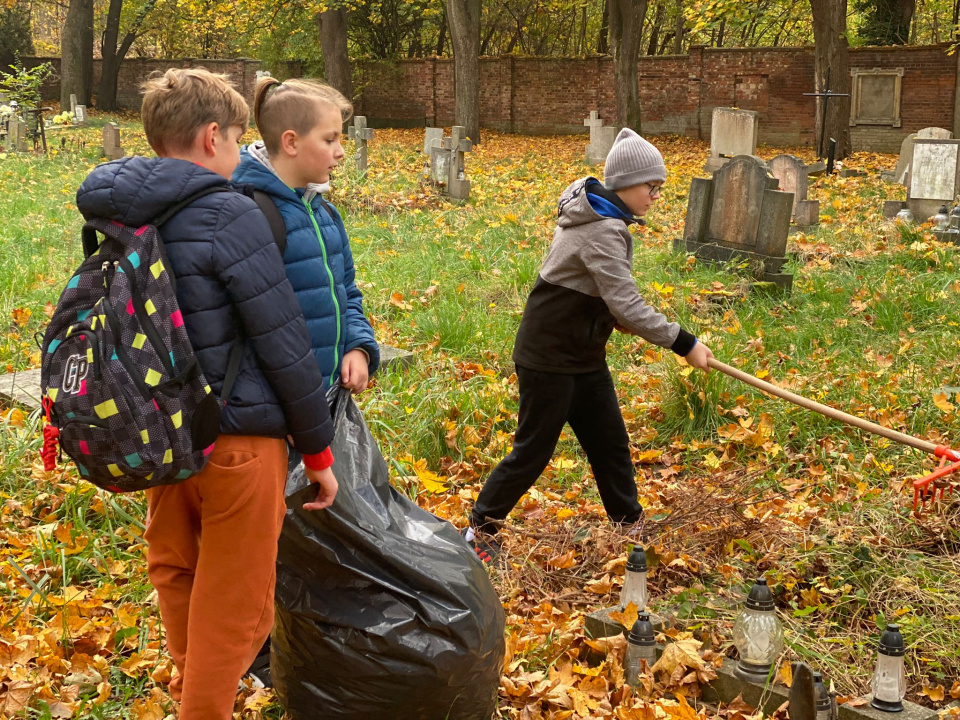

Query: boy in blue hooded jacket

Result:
[233,78,379,392]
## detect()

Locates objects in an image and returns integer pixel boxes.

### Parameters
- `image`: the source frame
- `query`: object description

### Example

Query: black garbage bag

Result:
[273,387,506,720]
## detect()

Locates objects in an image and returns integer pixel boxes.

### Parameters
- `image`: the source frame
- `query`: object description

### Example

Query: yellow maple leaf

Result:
[609,602,639,630]
[652,638,706,677]
[635,449,662,464]
[933,393,956,414]
[922,684,945,702]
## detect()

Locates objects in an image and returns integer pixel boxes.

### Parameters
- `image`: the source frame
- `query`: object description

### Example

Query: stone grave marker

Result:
[428,133,449,187]
[423,127,444,155]
[73,105,87,125]
[583,111,617,165]
[705,107,758,173]
[675,155,794,291]
[908,139,960,221]
[8,117,28,152]
[347,115,373,174]
[70,94,77,114]
[102,122,124,160]
[443,125,472,200]
[768,154,818,227]
[891,127,953,185]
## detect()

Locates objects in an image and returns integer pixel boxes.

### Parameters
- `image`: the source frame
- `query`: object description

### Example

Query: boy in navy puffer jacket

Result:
[76,69,337,720]
[232,78,379,395]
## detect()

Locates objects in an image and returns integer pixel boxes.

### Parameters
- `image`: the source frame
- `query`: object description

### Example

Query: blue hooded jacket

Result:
[233,144,380,387]
[76,157,334,454]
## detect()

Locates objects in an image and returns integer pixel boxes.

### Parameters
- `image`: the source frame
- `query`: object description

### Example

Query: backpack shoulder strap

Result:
[252,190,287,257]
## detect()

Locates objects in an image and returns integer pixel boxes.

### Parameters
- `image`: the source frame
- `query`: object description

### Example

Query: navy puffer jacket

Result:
[76,157,334,454]
[233,145,379,387]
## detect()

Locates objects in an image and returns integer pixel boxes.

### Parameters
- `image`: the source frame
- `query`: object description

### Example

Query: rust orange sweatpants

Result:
[145,434,287,720]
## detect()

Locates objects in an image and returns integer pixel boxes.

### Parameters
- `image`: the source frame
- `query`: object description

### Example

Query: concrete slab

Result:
[584,607,664,638]
[0,367,42,411]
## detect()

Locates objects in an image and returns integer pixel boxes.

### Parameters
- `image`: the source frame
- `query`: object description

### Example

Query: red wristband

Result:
[302,447,334,471]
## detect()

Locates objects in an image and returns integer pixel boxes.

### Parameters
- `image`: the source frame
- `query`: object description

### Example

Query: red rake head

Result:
[913,445,960,513]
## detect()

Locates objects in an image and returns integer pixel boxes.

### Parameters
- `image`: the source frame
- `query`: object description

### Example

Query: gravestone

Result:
[73,105,87,125]
[583,111,617,165]
[8,117,28,152]
[908,139,960,221]
[443,125,472,200]
[769,155,819,228]
[675,155,794,291]
[427,131,450,187]
[891,127,953,186]
[70,94,77,114]
[423,127,444,155]
[347,115,373,174]
[102,122,124,160]
[705,108,759,173]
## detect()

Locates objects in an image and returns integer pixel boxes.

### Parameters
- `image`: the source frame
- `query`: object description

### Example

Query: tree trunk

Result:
[318,7,353,100]
[608,0,647,131]
[61,0,93,107]
[436,8,448,55]
[646,0,663,55]
[810,0,851,159]
[98,0,155,110]
[672,0,682,53]
[597,0,609,53]
[446,0,481,143]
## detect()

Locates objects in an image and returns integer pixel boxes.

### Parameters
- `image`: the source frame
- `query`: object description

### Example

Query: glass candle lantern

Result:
[933,205,950,231]
[870,624,906,712]
[895,208,914,226]
[623,612,657,688]
[619,546,648,611]
[732,577,784,683]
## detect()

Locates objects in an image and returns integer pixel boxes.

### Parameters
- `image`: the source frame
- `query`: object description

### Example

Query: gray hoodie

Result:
[512,177,696,374]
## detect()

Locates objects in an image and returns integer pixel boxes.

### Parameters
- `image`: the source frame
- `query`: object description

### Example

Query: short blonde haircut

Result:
[141,68,250,155]
[254,77,353,155]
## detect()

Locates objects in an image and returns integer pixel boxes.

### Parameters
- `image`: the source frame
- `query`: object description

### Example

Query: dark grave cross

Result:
[826,138,836,175]
[803,67,850,159]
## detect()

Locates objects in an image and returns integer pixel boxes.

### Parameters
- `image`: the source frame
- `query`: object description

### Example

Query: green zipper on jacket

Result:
[302,197,341,373]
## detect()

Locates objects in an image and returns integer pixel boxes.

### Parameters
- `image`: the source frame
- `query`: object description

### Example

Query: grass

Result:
[1,115,959,717]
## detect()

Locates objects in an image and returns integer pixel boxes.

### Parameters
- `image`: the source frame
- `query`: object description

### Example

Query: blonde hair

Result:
[254,77,353,155]
[141,68,250,155]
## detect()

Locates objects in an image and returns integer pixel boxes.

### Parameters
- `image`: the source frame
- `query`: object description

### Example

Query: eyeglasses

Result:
[645,183,663,198]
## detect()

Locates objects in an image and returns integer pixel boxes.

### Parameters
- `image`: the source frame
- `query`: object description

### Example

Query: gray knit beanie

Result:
[603,128,667,190]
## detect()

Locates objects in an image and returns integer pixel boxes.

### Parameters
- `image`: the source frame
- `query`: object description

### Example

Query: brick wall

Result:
[20,45,958,152]
[24,56,261,108]
[354,44,958,152]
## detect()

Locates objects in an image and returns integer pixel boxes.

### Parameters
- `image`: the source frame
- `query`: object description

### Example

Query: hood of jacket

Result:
[234,141,330,205]
[76,156,229,226]
[556,177,643,229]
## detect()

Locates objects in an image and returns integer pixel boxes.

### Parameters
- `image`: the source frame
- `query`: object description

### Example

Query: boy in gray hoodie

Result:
[463,129,713,562]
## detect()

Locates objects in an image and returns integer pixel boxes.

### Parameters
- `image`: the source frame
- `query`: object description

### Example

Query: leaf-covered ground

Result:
[1,115,959,719]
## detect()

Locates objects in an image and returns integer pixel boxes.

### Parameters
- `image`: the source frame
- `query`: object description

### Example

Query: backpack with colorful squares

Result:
[39,188,243,492]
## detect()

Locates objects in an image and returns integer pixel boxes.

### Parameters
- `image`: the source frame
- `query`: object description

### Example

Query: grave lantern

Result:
[870,624,906,712]
[813,671,832,720]
[950,203,960,228]
[895,208,914,226]
[933,204,950,231]
[620,546,648,611]
[623,612,657,687]
[732,577,784,682]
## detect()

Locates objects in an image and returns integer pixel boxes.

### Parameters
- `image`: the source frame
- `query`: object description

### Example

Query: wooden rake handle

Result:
[708,358,959,460]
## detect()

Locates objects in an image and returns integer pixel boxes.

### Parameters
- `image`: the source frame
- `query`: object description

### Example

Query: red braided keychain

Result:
[41,396,59,471]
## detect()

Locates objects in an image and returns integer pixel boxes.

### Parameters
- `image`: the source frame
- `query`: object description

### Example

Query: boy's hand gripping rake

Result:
[707,359,960,512]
